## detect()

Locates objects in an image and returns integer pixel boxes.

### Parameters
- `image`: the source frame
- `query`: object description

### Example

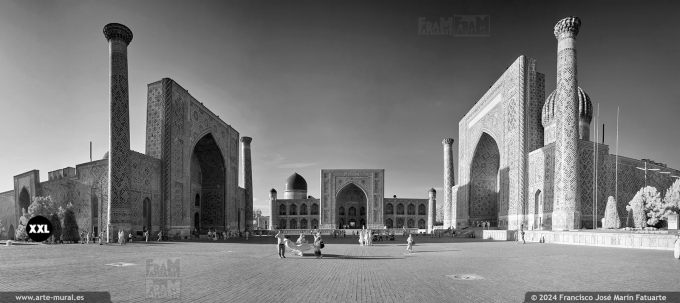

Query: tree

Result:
[27,196,59,219]
[49,213,62,244]
[643,186,664,227]
[663,179,680,217]
[61,208,80,243]
[626,186,665,228]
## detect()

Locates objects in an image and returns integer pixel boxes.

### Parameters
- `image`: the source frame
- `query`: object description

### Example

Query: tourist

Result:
[128,232,134,243]
[275,230,286,258]
[144,230,149,242]
[406,233,414,254]
[86,231,90,244]
[520,224,526,244]
[98,232,104,245]
[157,230,163,242]
[245,230,249,240]
[313,232,323,258]
[118,230,124,245]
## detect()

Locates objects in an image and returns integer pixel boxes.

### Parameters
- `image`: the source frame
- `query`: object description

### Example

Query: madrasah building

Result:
[0,23,254,241]
[442,16,679,231]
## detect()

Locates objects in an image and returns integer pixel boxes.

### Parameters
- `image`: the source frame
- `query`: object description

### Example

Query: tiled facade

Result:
[453,17,680,231]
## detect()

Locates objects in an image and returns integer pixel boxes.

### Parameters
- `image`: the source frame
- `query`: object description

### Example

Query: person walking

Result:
[519,224,526,244]
[157,230,163,242]
[275,230,286,258]
[144,230,149,242]
[406,233,414,254]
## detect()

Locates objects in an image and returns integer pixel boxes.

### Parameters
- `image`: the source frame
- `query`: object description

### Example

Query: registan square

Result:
[0,1,678,303]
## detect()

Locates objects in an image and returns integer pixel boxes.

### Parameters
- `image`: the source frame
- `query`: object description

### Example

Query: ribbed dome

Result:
[285,173,307,191]
[542,87,592,127]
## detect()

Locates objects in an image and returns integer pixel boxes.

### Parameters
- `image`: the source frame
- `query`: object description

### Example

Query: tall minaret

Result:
[442,138,454,229]
[103,23,133,242]
[427,188,436,233]
[240,137,253,231]
[552,17,581,230]
[269,189,277,230]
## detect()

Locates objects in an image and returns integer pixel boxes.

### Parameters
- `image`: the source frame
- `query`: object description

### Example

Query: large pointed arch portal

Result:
[191,133,226,232]
[468,132,500,226]
[336,183,367,229]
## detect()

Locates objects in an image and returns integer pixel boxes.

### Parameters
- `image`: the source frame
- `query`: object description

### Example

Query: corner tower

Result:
[103,23,133,241]
[552,17,581,230]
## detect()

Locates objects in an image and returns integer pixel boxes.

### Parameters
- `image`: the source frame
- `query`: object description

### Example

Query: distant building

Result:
[252,209,269,230]
[269,171,437,231]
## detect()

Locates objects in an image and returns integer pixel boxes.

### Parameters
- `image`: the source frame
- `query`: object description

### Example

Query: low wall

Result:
[524,230,678,251]
[476,230,516,241]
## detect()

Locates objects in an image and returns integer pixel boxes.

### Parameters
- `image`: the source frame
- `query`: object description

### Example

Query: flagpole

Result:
[615,106,620,205]
[592,105,597,229]
[595,103,599,228]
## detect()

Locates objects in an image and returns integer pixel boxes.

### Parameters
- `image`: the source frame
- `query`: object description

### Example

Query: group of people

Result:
[275,230,324,258]
[114,229,160,245]
[358,227,373,246]
[201,228,249,241]
[475,221,492,229]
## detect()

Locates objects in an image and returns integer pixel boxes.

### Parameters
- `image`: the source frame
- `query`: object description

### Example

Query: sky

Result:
[0,0,678,216]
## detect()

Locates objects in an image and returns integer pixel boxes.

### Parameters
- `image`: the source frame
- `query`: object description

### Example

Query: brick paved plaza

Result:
[1,236,679,303]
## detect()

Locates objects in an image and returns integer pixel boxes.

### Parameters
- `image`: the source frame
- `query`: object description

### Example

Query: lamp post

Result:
[636,161,660,187]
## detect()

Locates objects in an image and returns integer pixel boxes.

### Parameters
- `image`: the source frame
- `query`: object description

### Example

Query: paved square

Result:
[1,237,679,302]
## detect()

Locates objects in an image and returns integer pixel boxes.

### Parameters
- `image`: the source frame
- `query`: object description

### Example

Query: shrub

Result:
[61,208,80,243]
[49,213,62,243]
[663,179,680,217]
[626,188,648,228]
[603,196,621,229]
[15,210,30,241]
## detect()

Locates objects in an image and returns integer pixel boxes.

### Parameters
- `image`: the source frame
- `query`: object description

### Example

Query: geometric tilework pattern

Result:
[552,16,581,230]
[469,133,500,224]
[107,38,131,229]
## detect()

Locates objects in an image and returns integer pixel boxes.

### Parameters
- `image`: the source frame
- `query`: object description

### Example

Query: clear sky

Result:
[1,0,678,216]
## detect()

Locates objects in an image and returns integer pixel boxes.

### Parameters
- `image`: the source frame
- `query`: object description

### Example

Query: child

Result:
[406,233,414,253]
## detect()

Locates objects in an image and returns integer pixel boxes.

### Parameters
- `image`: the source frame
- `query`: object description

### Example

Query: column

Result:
[442,138,455,228]
[269,189,277,230]
[552,17,581,230]
[103,23,133,242]
[427,188,436,233]
[240,137,253,232]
